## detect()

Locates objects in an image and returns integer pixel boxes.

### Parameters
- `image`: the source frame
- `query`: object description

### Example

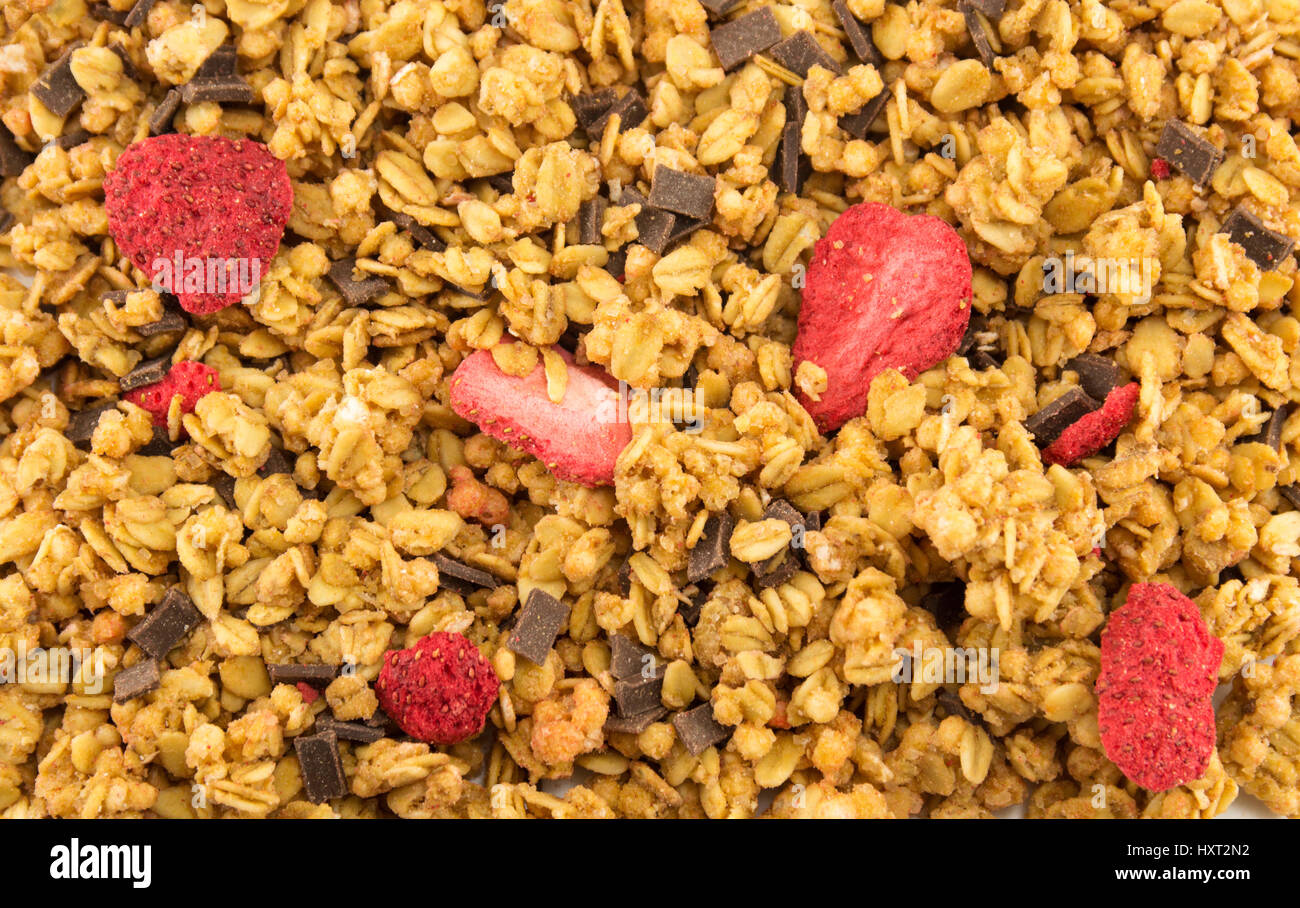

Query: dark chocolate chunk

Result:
[631,203,676,255]
[571,88,619,130]
[919,580,967,633]
[753,551,799,589]
[605,248,627,279]
[589,90,648,136]
[764,499,804,532]
[124,0,158,28]
[966,0,1006,17]
[968,349,999,371]
[769,31,844,77]
[804,511,822,533]
[1024,387,1099,446]
[605,707,668,735]
[118,355,170,393]
[485,172,515,194]
[709,7,782,72]
[615,558,632,596]
[67,402,118,449]
[833,0,883,67]
[258,445,293,477]
[700,0,741,19]
[113,660,161,703]
[294,731,347,803]
[31,49,85,118]
[1155,120,1224,188]
[1220,206,1296,271]
[1244,403,1290,451]
[505,589,571,664]
[127,587,204,659]
[0,125,19,174]
[687,509,735,583]
[138,426,174,456]
[431,553,501,595]
[610,634,656,681]
[961,2,998,68]
[54,128,91,150]
[328,258,391,306]
[1280,484,1300,510]
[316,714,386,744]
[266,663,339,686]
[579,196,607,245]
[679,586,707,625]
[649,167,716,220]
[212,473,237,508]
[380,203,446,251]
[1064,353,1124,402]
[774,121,807,193]
[135,306,187,337]
[614,670,665,718]
[672,702,730,755]
[91,3,130,25]
[665,214,706,246]
[195,44,238,79]
[110,44,139,83]
[181,76,255,105]
[839,88,889,140]
[148,88,182,136]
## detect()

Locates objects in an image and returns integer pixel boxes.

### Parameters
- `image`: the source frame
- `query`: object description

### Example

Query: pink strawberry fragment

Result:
[124,360,220,427]
[793,202,973,433]
[1042,382,1139,466]
[449,346,631,487]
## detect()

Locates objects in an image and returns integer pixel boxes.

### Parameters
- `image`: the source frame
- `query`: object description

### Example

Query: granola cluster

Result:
[1,0,1299,819]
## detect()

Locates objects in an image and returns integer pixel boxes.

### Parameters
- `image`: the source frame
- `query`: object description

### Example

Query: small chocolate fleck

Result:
[649,167,716,221]
[672,702,730,755]
[91,3,130,25]
[378,202,446,251]
[1220,206,1296,271]
[687,510,735,584]
[118,355,170,393]
[485,172,515,194]
[1280,484,1300,510]
[124,0,158,28]
[1024,387,1099,446]
[579,196,607,245]
[110,44,139,82]
[1064,353,1125,402]
[31,48,85,118]
[1155,120,1224,188]
[505,589,571,665]
[149,88,182,136]
[768,31,844,78]
[127,587,204,659]
[211,473,237,508]
[1243,403,1290,452]
[431,553,501,595]
[833,0,883,66]
[709,7,782,72]
[113,660,161,703]
[294,731,347,803]
[610,635,656,681]
[267,663,340,686]
[328,258,392,306]
[960,2,998,68]
[67,402,118,449]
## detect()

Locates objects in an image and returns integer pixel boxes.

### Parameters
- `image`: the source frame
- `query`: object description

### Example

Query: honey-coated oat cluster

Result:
[1,0,1299,819]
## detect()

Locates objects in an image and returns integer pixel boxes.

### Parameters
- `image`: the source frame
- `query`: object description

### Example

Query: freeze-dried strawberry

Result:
[104,134,291,315]
[448,346,631,487]
[124,360,219,427]
[1042,382,1139,466]
[793,202,973,433]
[1096,582,1224,791]
[376,632,499,745]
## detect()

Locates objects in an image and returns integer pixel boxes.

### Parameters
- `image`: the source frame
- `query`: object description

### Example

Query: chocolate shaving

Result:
[211,473,237,508]
[118,355,170,393]
[431,553,501,595]
[709,7,782,72]
[109,44,139,82]
[67,402,118,449]
[181,76,255,105]
[32,48,85,118]
[127,587,204,659]
[1279,485,1300,510]
[0,125,32,177]
[54,128,91,150]
[0,213,12,236]
[1155,120,1224,188]
[485,172,515,194]
[960,2,998,68]
[124,0,158,28]
[838,89,889,140]
[614,670,665,718]
[1024,387,1099,446]
[1220,206,1296,271]
[505,589,571,664]
[1244,403,1290,451]
[833,0,883,67]
[687,509,735,583]
[148,88,182,136]
[266,663,339,686]
[769,30,844,77]
[610,634,656,681]
[113,660,161,703]
[378,202,446,251]
[579,196,607,245]
[91,3,130,25]
[672,702,730,755]
[1064,353,1124,402]
[328,258,392,306]
[648,167,716,220]
[774,121,809,193]
[294,731,347,803]
[965,0,1006,16]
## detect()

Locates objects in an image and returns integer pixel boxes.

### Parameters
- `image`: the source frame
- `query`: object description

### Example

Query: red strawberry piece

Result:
[793,202,973,433]
[295,682,321,704]
[1042,382,1138,466]
[124,360,220,427]
[1096,582,1224,791]
[1150,157,1171,180]
[104,134,292,315]
[449,346,631,487]
[376,631,499,745]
